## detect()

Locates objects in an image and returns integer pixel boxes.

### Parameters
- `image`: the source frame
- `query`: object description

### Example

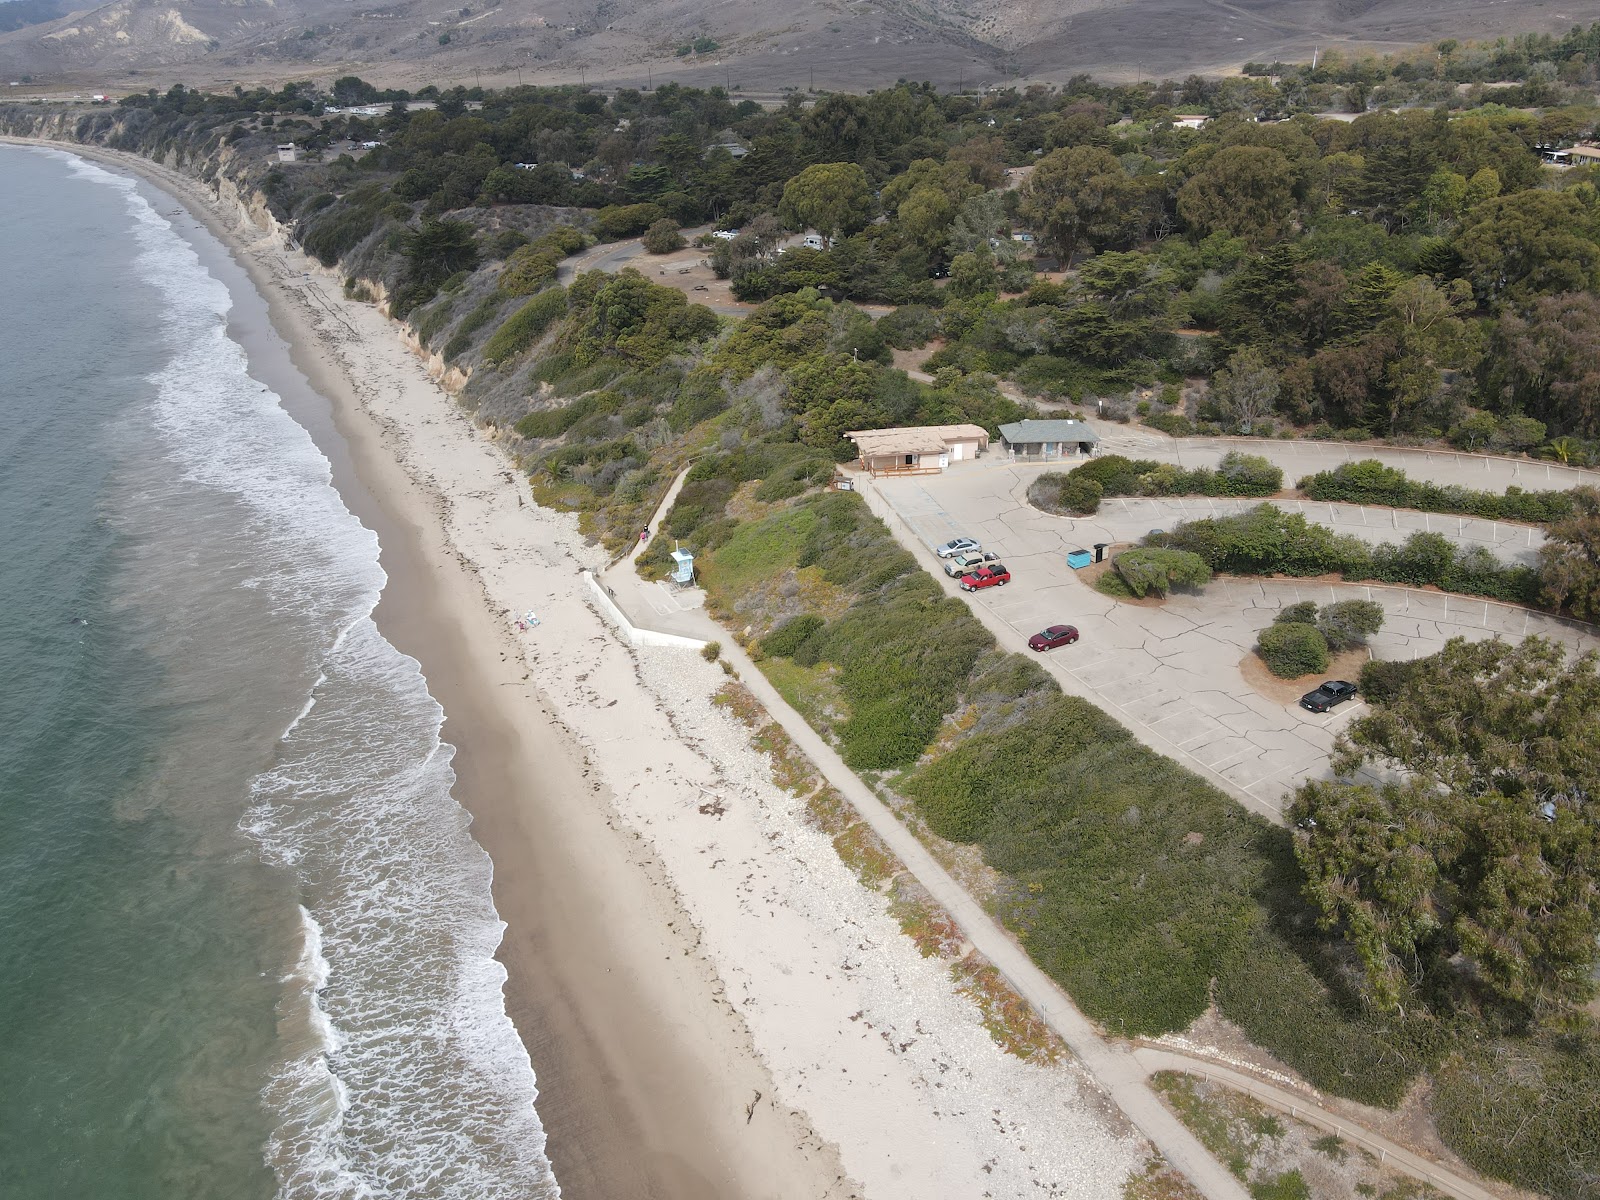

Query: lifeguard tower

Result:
[669,545,696,587]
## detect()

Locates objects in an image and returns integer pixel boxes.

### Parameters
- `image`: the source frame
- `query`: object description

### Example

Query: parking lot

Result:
[862,463,1597,818]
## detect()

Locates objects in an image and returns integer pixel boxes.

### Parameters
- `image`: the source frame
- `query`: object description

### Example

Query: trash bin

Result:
[1093,542,1108,563]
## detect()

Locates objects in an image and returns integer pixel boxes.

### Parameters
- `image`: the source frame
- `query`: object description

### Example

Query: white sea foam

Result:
[54,150,559,1200]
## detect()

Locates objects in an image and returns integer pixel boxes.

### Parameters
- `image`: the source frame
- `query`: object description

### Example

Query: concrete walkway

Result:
[1132,1049,1499,1200]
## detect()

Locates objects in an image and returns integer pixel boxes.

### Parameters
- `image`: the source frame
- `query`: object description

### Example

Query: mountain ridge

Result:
[2,0,1595,93]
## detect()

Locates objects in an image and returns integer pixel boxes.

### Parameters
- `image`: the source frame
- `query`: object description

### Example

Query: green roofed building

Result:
[997,419,1100,461]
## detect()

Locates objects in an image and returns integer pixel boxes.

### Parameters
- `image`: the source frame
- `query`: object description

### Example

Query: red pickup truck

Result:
[959,564,1011,591]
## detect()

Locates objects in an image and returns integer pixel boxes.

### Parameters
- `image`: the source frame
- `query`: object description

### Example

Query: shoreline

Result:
[20,137,849,1200]
[17,136,1149,1200]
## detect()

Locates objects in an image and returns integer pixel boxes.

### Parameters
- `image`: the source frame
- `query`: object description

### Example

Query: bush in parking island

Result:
[1153,505,1542,606]
[1111,547,1212,597]
[1032,451,1282,517]
[1298,460,1575,524]
[1256,621,1331,678]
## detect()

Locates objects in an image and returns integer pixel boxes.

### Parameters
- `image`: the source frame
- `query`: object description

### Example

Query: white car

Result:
[934,537,981,559]
[712,229,739,240]
[944,549,999,577]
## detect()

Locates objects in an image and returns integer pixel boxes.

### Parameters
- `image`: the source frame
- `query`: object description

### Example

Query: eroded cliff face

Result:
[0,107,464,396]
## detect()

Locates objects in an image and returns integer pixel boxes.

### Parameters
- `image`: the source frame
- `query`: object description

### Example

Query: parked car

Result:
[959,564,1011,591]
[1028,624,1080,650]
[1299,680,1357,713]
[944,549,999,577]
[935,537,981,558]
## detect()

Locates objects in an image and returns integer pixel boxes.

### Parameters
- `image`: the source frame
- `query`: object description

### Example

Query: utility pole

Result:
[810,65,814,92]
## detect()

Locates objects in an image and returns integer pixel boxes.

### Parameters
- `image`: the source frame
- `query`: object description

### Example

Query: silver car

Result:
[934,537,981,558]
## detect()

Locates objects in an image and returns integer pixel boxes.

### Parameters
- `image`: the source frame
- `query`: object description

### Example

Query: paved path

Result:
[625,464,691,566]
[1132,1049,1499,1200]
[858,467,1595,818]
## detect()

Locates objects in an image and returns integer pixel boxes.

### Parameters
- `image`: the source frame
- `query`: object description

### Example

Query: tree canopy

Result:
[1291,636,1600,1017]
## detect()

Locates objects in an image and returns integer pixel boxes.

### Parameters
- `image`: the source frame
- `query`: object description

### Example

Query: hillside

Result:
[2,0,1596,94]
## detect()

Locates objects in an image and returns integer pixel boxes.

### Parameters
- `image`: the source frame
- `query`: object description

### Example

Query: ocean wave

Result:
[54,150,558,1200]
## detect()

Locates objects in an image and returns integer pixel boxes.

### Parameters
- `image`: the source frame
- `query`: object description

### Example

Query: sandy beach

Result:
[29,138,1148,1199]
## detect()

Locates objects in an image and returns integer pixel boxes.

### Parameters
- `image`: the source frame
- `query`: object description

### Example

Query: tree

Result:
[642,218,686,254]
[1020,145,1145,264]
[1209,347,1280,433]
[1456,191,1600,306]
[1177,145,1297,245]
[1482,292,1600,438]
[1539,485,1600,621]
[1293,636,1600,1015]
[778,162,874,247]
[1054,252,1176,365]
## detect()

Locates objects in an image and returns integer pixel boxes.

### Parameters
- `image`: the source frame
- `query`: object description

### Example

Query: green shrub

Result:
[515,391,623,440]
[498,246,561,296]
[1433,1029,1600,1198]
[592,202,667,240]
[1147,411,1196,437]
[1058,475,1104,514]
[1157,506,1538,606]
[878,304,941,349]
[1112,547,1213,597]
[1214,925,1444,1106]
[483,286,567,365]
[762,614,826,658]
[1298,460,1574,524]
[1274,601,1319,626]
[1256,622,1330,678]
[1249,1171,1309,1200]
[1316,599,1384,649]
[642,218,686,254]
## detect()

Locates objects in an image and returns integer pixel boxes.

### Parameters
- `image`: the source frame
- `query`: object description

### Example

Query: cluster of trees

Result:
[1293,637,1600,1018]
[45,63,1600,453]
[1255,599,1384,677]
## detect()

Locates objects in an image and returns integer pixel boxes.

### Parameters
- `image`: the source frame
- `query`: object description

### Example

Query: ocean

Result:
[0,145,559,1199]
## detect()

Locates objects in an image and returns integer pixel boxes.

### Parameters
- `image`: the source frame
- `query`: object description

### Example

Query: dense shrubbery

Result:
[1031,452,1282,516]
[898,695,1433,1101]
[484,286,568,365]
[1112,547,1212,597]
[1299,460,1575,523]
[1256,622,1330,678]
[1154,505,1541,605]
[1433,1029,1600,1198]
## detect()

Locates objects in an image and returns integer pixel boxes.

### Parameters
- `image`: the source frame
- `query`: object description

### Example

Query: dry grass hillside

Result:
[1,0,1594,96]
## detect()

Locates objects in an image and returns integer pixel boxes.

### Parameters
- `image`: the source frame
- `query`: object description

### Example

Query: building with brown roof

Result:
[844,424,990,474]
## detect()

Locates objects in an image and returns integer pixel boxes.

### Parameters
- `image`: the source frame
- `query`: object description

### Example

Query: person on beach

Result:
[639,528,649,544]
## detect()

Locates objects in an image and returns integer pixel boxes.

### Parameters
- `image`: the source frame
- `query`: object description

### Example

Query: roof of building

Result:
[1569,144,1600,159]
[998,419,1100,444]
[845,424,990,458]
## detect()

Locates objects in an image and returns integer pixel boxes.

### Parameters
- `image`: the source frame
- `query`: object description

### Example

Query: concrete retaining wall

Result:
[584,572,708,650]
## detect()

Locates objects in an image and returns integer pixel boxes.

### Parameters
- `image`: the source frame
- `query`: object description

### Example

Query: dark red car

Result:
[959,564,1011,591]
[1028,624,1080,651]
